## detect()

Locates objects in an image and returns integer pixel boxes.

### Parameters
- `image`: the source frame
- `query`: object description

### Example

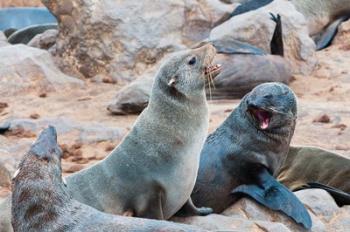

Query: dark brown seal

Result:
[11,126,207,232]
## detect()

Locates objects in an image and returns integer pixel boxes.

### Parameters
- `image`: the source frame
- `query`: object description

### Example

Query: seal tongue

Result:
[256,110,270,129]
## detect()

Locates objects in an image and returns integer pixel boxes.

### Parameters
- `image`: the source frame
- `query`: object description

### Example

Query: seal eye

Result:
[188,56,196,65]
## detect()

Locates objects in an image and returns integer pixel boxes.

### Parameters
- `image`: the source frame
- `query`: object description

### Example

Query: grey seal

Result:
[11,126,207,232]
[66,43,221,219]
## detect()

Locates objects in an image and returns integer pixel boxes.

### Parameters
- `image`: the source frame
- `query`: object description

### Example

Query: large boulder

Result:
[209,0,317,75]
[42,0,235,81]
[0,45,83,97]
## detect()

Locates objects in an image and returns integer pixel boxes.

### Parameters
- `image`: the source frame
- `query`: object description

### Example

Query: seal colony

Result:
[11,126,206,232]
[66,43,220,219]
[188,82,312,229]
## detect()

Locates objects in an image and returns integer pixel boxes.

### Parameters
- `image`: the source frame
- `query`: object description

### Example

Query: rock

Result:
[222,197,326,231]
[0,0,42,7]
[209,0,317,75]
[172,214,291,231]
[313,114,331,123]
[0,163,11,189]
[333,19,350,49]
[0,45,83,97]
[326,206,350,232]
[107,72,154,115]
[0,31,9,47]
[295,189,339,222]
[42,0,234,81]
[2,117,126,144]
[28,28,58,49]
[62,162,86,173]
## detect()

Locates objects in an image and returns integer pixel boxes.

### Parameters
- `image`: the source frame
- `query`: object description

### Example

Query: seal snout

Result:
[30,126,62,160]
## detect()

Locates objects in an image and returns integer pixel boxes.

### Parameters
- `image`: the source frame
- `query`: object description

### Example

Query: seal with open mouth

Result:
[186,82,312,229]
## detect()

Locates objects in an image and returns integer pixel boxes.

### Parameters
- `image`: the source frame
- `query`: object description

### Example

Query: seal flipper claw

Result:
[175,198,213,217]
[231,168,312,229]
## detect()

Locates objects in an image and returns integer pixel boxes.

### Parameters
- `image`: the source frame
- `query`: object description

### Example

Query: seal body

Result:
[188,82,311,229]
[66,44,219,219]
[11,127,206,232]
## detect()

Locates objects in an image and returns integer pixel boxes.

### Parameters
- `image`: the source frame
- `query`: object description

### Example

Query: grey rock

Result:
[3,117,126,144]
[0,31,9,47]
[295,189,339,222]
[210,0,317,75]
[42,0,233,81]
[28,28,58,49]
[0,44,83,97]
[222,197,326,232]
[172,214,291,231]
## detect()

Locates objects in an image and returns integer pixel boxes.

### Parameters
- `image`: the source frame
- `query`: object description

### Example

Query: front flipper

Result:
[297,182,350,207]
[175,198,213,217]
[232,168,312,230]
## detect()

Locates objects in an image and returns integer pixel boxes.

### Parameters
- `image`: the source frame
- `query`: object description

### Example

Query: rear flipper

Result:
[232,168,312,230]
[314,15,349,50]
[175,198,213,217]
[269,13,284,56]
[296,182,350,207]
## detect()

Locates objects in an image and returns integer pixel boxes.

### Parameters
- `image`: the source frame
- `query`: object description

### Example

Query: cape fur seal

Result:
[278,146,350,206]
[290,0,350,50]
[11,126,207,232]
[187,82,312,229]
[66,43,220,219]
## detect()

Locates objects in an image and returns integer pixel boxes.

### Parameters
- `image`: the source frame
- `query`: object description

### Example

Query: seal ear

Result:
[231,168,312,229]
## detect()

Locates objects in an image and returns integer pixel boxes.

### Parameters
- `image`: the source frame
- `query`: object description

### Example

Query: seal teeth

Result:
[205,64,222,75]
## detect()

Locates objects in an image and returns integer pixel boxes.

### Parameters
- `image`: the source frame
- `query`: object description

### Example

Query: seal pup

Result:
[66,44,221,219]
[11,126,207,232]
[188,83,312,229]
[278,146,350,206]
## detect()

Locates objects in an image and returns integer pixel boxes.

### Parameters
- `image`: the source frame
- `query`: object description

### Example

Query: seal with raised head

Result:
[187,82,312,229]
[66,43,221,219]
[11,126,207,232]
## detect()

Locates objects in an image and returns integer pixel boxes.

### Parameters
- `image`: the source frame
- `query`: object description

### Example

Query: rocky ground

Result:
[0,1,350,231]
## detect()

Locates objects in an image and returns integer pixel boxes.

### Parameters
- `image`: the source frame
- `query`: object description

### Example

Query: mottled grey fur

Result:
[66,44,216,219]
[11,127,206,232]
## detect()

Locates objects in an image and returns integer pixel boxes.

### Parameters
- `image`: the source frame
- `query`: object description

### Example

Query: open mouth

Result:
[248,107,272,130]
[204,64,221,79]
